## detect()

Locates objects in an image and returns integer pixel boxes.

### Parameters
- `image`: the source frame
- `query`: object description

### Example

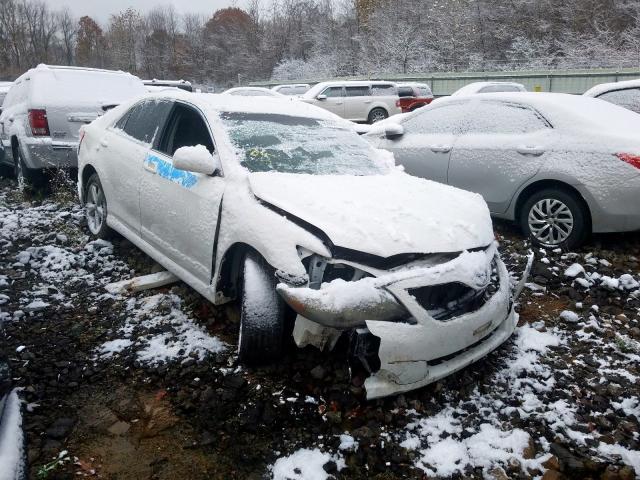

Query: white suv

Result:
[0,65,147,189]
[300,81,401,123]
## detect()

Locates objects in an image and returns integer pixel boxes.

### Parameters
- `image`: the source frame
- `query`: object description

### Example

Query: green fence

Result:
[251,68,640,96]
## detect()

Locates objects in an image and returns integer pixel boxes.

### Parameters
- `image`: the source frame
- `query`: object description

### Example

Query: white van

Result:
[300,81,401,123]
[0,65,147,188]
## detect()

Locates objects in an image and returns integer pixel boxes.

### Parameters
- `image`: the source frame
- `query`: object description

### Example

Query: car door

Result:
[101,99,173,235]
[344,85,371,121]
[448,100,552,214]
[377,102,471,185]
[316,86,345,117]
[139,101,224,285]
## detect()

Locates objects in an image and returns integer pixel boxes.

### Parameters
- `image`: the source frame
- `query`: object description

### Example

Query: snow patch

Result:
[271,448,345,480]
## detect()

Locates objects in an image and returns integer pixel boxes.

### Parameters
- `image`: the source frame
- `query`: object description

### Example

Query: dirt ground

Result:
[1,177,639,480]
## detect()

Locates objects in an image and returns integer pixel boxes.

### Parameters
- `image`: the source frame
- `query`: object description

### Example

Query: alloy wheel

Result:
[85,181,106,235]
[369,110,387,123]
[527,198,574,246]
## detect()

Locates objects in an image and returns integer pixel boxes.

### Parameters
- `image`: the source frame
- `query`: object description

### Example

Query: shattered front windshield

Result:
[220,112,389,175]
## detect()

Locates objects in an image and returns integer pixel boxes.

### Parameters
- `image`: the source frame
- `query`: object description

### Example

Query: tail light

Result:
[616,153,640,170]
[395,100,401,107]
[28,109,50,136]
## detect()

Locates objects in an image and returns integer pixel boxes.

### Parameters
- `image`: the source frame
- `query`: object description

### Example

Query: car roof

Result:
[583,78,640,97]
[147,90,341,121]
[433,92,640,135]
[452,81,525,96]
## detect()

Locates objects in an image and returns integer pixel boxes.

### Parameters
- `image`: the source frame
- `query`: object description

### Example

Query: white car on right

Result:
[452,81,526,96]
[366,92,640,248]
[583,79,640,114]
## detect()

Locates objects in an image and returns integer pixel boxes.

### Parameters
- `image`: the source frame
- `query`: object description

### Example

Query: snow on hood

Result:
[248,171,494,258]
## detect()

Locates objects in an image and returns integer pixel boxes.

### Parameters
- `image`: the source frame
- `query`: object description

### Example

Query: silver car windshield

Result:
[220,112,388,175]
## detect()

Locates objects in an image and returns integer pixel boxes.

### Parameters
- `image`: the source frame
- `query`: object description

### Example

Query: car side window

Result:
[402,103,471,135]
[466,102,550,134]
[597,88,640,114]
[321,87,344,98]
[372,84,397,96]
[156,103,214,156]
[345,86,370,97]
[118,100,173,144]
[398,86,415,98]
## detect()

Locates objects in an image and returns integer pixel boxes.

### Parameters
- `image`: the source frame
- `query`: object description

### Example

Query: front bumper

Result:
[278,244,533,399]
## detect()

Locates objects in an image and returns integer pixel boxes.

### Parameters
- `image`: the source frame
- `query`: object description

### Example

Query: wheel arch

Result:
[514,179,592,229]
[214,242,267,303]
[78,163,98,202]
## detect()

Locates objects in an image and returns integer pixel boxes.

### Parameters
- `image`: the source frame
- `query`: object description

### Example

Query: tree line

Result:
[0,0,639,88]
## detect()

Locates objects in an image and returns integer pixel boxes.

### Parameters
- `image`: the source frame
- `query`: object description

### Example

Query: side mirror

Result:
[316,94,327,101]
[384,123,404,140]
[173,145,221,175]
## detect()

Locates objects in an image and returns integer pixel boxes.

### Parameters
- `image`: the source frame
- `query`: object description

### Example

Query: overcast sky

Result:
[43,0,247,24]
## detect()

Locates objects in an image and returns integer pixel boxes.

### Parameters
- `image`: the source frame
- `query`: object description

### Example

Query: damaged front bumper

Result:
[277,243,533,399]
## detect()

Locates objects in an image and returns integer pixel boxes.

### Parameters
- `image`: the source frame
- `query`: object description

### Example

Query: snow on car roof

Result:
[148,89,342,121]
[452,81,526,96]
[583,78,640,97]
[436,92,640,135]
[304,80,397,98]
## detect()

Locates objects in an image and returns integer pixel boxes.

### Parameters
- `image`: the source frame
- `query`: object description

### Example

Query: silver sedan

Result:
[366,93,640,248]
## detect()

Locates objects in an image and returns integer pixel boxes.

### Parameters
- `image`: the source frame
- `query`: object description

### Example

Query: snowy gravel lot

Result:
[1,178,639,480]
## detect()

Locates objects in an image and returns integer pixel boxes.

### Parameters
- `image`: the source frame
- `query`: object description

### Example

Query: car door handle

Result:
[430,145,452,153]
[100,140,108,148]
[143,162,157,174]
[517,146,544,156]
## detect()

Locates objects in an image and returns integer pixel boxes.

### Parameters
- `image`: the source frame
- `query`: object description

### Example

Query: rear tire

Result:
[519,188,589,250]
[13,146,45,192]
[238,251,288,364]
[84,173,113,239]
[367,107,388,124]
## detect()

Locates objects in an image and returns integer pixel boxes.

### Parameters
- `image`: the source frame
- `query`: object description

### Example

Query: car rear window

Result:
[597,88,640,114]
[398,87,415,97]
[479,84,522,93]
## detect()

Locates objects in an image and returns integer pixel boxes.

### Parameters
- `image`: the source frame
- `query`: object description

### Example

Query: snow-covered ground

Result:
[1,181,639,479]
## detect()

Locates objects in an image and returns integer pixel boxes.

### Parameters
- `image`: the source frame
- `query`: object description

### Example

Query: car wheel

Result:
[84,173,113,239]
[367,107,388,124]
[13,146,44,192]
[520,188,589,249]
[238,251,288,364]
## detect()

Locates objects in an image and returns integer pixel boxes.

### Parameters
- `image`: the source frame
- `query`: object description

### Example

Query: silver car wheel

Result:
[368,108,388,123]
[85,181,106,235]
[528,198,574,245]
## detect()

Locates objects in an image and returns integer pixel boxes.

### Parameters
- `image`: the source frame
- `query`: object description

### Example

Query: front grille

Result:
[408,259,500,321]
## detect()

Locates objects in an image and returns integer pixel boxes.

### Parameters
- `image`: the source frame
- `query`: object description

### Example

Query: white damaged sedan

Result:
[77,91,530,399]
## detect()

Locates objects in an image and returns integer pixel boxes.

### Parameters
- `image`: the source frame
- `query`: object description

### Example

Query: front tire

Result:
[84,173,113,239]
[368,107,388,124]
[520,188,589,249]
[238,252,288,364]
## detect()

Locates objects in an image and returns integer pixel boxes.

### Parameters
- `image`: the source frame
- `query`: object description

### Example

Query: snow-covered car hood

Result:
[248,172,494,258]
